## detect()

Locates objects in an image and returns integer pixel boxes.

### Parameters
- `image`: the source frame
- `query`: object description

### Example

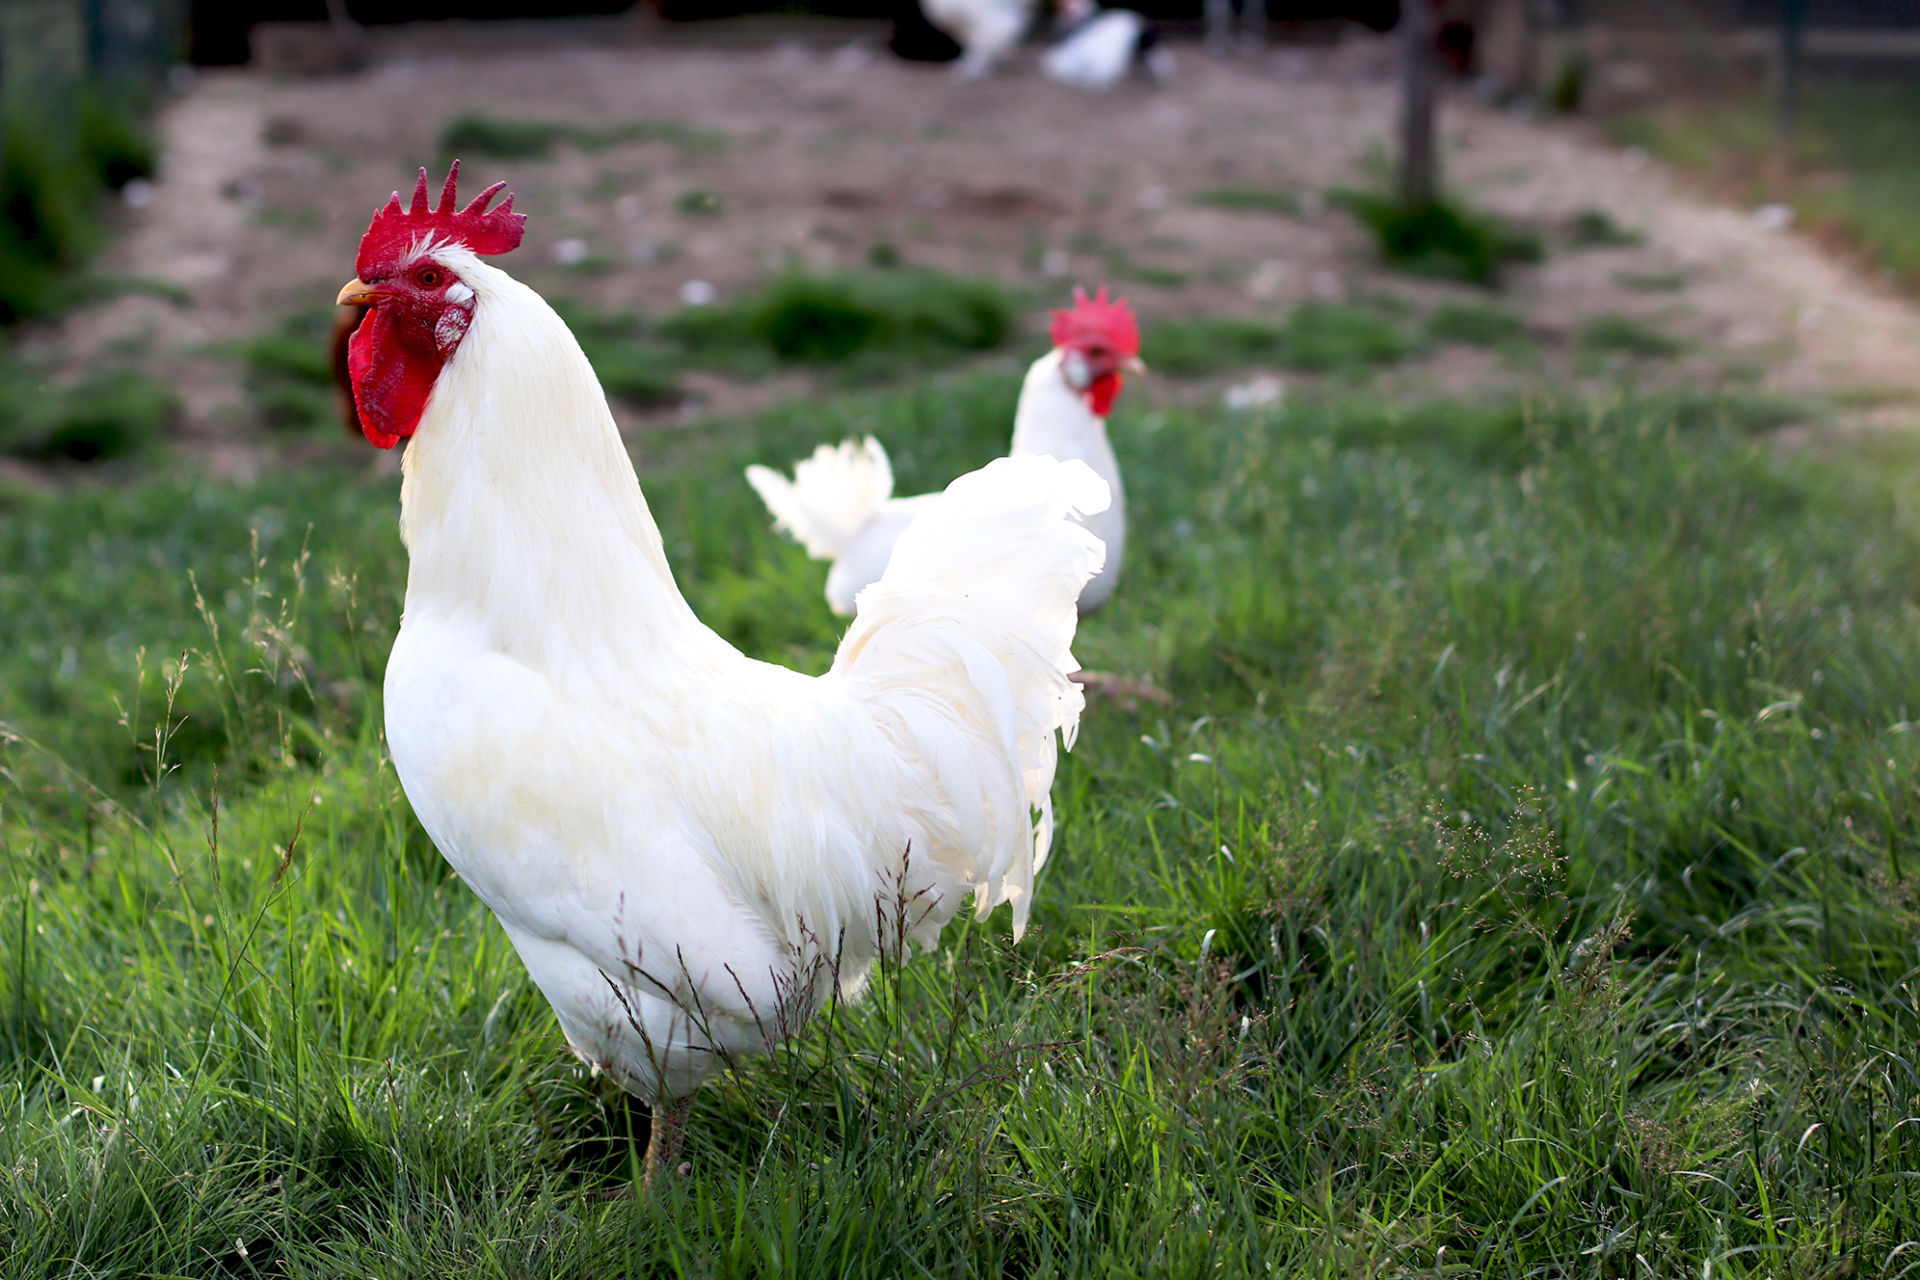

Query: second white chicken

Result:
[747,286,1140,615]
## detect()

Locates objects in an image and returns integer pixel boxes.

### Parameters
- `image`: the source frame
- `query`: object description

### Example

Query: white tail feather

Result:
[745,437,894,561]
[832,454,1110,940]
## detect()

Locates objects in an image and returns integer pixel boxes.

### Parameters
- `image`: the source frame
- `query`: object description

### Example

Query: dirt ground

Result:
[34,12,1920,474]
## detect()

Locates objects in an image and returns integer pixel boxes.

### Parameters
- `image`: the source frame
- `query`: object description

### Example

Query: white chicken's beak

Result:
[336,278,383,307]
[1124,355,1147,375]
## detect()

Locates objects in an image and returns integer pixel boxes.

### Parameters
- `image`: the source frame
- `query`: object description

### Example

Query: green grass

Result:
[1426,299,1529,347]
[1104,248,1191,289]
[1567,208,1645,249]
[1614,268,1689,293]
[1146,301,1421,377]
[1580,313,1686,360]
[438,114,725,162]
[3,366,1920,1274]
[1615,84,1920,292]
[1332,189,1545,286]
[1191,186,1301,216]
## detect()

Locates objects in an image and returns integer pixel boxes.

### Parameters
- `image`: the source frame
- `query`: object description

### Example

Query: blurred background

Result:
[8,4,1920,1268]
[0,0,1914,470]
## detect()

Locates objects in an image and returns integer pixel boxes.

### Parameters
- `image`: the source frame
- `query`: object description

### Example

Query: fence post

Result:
[1400,0,1440,207]
[85,0,109,75]
[1775,0,1806,147]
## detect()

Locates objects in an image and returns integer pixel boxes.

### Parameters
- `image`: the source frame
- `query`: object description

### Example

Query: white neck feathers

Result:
[1011,349,1119,484]
[1011,349,1108,461]
[396,255,701,668]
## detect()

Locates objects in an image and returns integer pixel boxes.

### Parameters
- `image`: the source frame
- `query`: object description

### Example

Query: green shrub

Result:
[755,278,880,360]
[1333,189,1545,285]
[0,117,103,319]
[439,113,572,160]
[0,364,177,461]
[76,86,159,190]
[659,270,1016,373]
[36,371,177,460]
[1567,208,1644,248]
[0,88,157,321]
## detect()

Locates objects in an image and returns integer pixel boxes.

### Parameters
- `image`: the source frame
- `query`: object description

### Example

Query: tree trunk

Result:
[1400,0,1440,207]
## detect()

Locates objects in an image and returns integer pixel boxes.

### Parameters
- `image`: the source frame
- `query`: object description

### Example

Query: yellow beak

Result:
[336,278,383,307]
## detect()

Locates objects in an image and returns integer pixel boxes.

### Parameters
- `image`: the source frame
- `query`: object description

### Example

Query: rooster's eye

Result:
[416,267,442,288]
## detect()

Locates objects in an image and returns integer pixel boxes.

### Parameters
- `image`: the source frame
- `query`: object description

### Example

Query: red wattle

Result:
[1086,371,1122,418]
[348,306,445,449]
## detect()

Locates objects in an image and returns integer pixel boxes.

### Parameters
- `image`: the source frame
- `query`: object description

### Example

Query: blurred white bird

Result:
[1042,0,1173,91]
[919,0,1036,78]
[747,287,1141,616]
[336,164,1107,1181]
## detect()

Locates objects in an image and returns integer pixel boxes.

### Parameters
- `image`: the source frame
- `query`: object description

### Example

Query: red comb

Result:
[1049,286,1139,356]
[355,160,525,279]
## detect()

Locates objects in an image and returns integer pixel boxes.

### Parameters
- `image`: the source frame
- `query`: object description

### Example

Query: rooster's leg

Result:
[643,1093,695,1188]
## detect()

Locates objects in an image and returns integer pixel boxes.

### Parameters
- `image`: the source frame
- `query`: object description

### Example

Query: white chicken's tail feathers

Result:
[745,437,894,561]
[833,454,1110,941]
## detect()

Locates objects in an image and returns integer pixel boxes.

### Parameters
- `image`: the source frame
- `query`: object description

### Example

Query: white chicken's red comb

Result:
[1049,286,1140,356]
[355,160,525,279]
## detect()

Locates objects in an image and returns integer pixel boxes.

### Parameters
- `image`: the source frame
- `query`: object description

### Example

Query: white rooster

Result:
[746,287,1139,616]
[918,0,1036,78]
[1042,0,1174,91]
[335,165,1106,1180]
